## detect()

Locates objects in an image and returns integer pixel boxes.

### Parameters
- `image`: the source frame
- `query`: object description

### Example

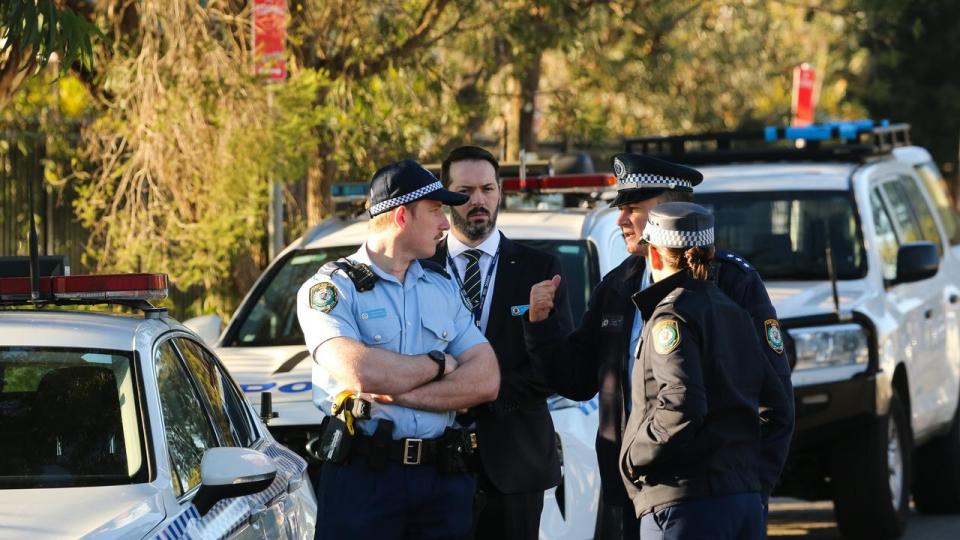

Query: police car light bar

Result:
[763,119,890,142]
[502,173,617,192]
[0,273,168,303]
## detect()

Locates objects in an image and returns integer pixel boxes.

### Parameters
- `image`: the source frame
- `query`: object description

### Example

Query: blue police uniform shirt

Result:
[626,264,652,412]
[297,244,488,439]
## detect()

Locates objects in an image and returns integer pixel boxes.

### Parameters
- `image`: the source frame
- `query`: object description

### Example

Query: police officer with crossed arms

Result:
[297,159,500,539]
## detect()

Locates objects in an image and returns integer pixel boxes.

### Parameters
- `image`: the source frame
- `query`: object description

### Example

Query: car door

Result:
[873,176,950,435]
[172,336,311,539]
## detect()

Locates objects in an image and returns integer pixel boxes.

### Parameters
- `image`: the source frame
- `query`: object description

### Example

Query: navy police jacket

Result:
[619,269,792,517]
[523,252,795,507]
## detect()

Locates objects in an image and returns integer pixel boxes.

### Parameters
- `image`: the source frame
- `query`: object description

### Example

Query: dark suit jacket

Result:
[428,233,574,494]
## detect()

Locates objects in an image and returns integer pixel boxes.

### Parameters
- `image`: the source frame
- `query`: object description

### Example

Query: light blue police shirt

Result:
[297,244,487,439]
[626,264,652,412]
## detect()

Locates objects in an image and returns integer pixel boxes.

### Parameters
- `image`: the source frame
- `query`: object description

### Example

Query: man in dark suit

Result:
[425,145,574,540]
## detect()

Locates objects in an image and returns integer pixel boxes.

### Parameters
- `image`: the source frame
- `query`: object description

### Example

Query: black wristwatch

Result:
[427,350,446,382]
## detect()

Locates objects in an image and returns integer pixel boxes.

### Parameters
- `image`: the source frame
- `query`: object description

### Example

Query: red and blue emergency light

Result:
[0,272,169,303]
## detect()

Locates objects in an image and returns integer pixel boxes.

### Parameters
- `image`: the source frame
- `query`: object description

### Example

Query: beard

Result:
[452,206,498,242]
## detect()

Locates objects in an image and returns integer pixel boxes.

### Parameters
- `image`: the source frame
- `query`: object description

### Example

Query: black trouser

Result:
[473,476,545,540]
[595,496,640,540]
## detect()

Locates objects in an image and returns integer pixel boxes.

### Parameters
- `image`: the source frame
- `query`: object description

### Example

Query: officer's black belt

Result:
[351,433,444,465]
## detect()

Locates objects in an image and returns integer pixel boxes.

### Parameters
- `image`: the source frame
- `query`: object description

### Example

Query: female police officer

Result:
[618,202,792,540]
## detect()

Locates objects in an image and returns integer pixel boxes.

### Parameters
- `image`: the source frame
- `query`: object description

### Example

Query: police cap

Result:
[609,153,703,207]
[368,159,469,217]
[641,202,715,249]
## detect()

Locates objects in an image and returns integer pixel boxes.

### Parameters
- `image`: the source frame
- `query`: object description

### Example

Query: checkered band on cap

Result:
[642,220,714,248]
[368,181,443,216]
[618,173,693,191]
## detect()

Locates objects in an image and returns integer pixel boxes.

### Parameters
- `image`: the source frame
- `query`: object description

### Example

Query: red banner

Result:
[792,63,816,127]
[253,0,287,81]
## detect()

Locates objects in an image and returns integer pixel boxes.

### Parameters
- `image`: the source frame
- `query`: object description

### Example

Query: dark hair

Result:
[659,245,716,280]
[440,145,500,188]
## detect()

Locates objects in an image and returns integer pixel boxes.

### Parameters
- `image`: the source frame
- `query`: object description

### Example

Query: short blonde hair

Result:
[368,209,396,232]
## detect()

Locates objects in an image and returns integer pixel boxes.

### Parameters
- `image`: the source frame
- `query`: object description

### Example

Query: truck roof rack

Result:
[623,120,911,165]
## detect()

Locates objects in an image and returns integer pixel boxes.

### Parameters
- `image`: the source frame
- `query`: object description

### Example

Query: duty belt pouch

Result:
[438,428,467,474]
[318,414,352,464]
[367,419,393,471]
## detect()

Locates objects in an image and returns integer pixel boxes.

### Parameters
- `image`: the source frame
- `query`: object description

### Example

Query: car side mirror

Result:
[889,241,939,286]
[193,447,277,515]
[183,314,223,345]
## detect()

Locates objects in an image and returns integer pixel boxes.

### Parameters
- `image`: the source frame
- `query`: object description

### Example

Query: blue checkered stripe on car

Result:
[154,505,200,540]
[155,444,309,540]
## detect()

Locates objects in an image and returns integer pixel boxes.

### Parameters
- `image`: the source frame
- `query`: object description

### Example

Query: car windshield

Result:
[226,240,598,347]
[696,191,866,280]
[0,347,146,488]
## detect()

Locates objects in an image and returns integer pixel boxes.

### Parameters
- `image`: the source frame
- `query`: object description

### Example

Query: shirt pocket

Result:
[357,315,402,347]
[421,313,455,350]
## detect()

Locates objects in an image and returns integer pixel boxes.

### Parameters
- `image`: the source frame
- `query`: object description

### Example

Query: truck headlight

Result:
[788,323,869,371]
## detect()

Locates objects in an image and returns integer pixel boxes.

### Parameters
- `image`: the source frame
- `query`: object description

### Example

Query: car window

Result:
[870,189,900,281]
[897,176,944,256]
[914,162,960,245]
[696,191,866,280]
[174,338,257,447]
[155,340,218,497]
[228,246,357,347]
[0,347,145,489]
[880,181,925,245]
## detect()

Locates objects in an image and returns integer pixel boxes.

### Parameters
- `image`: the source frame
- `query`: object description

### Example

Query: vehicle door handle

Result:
[924,309,933,319]
[950,294,959,304]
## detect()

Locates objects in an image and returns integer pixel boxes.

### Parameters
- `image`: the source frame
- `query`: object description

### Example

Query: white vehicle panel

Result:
[0,485,166,540]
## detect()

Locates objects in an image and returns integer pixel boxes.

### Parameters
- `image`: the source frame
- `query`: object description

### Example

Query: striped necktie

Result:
[462,249,484,310]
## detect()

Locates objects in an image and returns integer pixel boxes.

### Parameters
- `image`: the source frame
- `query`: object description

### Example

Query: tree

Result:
[0,0,99,107]
[852,0,960,193]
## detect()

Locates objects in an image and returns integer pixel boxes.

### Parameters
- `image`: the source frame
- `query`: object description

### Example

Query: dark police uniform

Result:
[297,160,487,539]
[619,202,792,539]
[523,154,795,539]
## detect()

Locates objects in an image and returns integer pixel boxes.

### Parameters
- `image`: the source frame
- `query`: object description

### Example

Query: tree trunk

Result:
[306,143,335,226]
[515,52,542,160]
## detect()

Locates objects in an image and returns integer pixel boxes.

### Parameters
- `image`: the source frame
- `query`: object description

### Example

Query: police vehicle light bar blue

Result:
[331,183,369,197]
[763,119,891,142]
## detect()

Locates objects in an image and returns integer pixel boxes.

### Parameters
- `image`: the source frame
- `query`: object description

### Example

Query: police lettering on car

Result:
[297,159,500,539]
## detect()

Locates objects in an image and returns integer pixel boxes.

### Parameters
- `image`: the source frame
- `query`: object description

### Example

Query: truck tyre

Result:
[832,392,911,539]
[914,404,960,513]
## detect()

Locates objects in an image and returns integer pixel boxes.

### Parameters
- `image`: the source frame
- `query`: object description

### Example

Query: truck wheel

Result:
[832,392,911,539]
[914,404,960,513]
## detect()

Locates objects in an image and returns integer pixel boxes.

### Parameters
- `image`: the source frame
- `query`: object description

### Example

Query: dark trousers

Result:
[638,492,764,540]
[313,458,476,540]
[595,499,640,540]
[473,479,544,540]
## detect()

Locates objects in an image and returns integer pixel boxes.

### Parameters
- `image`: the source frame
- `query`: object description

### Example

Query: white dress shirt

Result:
[446,228,501,333]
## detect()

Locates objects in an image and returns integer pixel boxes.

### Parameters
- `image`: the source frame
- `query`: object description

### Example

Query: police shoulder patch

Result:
[764,319,784,354]
[309,282,339,313]
[653,319,681,355]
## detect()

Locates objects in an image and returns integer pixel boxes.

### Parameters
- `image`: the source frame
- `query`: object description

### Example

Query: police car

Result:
[0,260,317,540]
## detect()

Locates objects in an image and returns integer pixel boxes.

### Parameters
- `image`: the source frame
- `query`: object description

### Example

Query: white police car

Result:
[0,263,316,539]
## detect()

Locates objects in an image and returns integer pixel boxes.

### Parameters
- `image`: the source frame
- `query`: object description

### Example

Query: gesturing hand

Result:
[528,275,561,323]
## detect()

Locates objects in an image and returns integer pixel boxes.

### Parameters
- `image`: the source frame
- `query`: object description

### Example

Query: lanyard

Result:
[448,246,501,327]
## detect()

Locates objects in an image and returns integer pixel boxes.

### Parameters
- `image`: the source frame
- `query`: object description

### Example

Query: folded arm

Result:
[379,342,500,411]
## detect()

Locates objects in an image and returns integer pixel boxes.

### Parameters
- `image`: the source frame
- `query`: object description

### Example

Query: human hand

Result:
[529,275,561,323]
